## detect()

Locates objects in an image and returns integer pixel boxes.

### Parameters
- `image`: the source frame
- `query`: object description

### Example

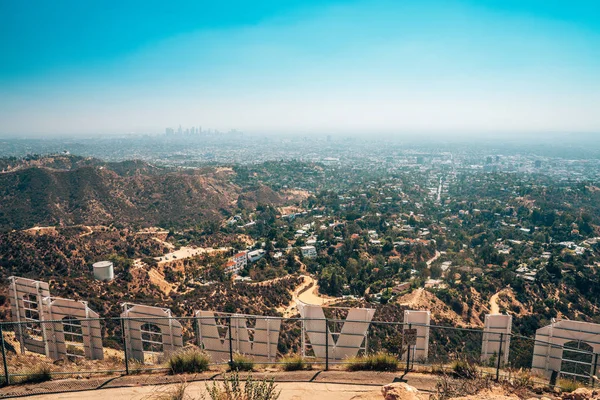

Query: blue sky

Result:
[1,0,599,136]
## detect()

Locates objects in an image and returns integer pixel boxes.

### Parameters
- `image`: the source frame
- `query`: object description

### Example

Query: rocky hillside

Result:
[0,155,292,230]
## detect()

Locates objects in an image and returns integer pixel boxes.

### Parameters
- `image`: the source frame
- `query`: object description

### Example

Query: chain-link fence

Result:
[0,314,598,398]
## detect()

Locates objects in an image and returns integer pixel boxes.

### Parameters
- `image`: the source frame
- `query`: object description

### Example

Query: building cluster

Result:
[224,249,266,274]
[165,125,242,137]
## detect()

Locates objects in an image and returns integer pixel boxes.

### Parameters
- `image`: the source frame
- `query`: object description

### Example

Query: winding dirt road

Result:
[280,275,342,317]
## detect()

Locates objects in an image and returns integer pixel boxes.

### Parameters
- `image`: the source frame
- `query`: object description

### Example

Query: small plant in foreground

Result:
[128,359,147,375]
[505,368,533,391]
[280,354,311,371]
[205,372,280,400]
[432,372,493,400]
[345,352,399,372]
[145,381,191,400]
[17,364,52,384]
[169,349,211,374]
[450,359,479,379]
[558,378,583,393]
[229,353,254,372]
[430,364,446,375]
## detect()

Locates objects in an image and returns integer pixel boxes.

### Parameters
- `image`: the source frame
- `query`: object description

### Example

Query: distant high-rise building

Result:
[178,125,182,135]
[485,156,493,164]
[416,156,424,165]
[535,160,542,168]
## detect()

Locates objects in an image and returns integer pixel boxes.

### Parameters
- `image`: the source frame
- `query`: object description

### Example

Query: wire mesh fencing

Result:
[0,314,598,398]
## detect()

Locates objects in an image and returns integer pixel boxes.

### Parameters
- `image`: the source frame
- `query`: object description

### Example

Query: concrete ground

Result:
[28,381,383,400]
[11,371,439,400]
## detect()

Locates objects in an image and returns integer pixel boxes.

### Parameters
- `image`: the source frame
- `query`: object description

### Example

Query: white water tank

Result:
[93,261,114,281]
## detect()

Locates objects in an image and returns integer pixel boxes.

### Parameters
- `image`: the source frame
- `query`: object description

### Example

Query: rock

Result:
[381,382,424,400]
[554,387,564,395]
[562,388,600,400]
[452,386,520,399]
[349,392,383,400]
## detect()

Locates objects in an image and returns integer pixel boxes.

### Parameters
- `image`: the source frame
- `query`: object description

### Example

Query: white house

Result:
[224,251,248,274]
[300,245,317,259]
[247,249,266,263]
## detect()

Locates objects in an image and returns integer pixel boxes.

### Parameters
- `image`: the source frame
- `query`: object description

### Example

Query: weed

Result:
[145,381,190,400]
[16,364,52,384]
[229,353,254,372]
[450,359,479,379]
[558,378,582,393]
[169,349,211,374]
[344,352,399,372]
[205,372,280,400]
[280,354,311,371]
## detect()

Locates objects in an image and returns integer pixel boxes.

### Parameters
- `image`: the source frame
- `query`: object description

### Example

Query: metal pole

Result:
[120,318,129,375]
[592,353,598,389]
[496,333,504,382]
[406,323,412,373]
[325,319,329,371]
[0,324,10,386]
[301,319,305,358]
[228,316,234,369]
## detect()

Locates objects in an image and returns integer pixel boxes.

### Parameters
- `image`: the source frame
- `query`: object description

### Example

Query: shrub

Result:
[206,372,280,400]
[450,359,479,379]
[230,353,254,372]
[558,379,582,393]
[149,381,190,400]
[506,368,533,391]
[17,364,52,384]
[433,372,493,400]
[280,354,311,371]
[168,349,211,374]
[129,359,146,375]
[345,353,399,372]
[430,364,446,375]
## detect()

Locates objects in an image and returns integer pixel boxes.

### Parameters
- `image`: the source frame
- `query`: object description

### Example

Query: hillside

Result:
[0,155,291,230]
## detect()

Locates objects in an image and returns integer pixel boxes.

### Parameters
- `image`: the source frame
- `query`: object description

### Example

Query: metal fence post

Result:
[0,324,9,386]
[228,316,234,368]
[406,323,412,373]
[325,319,329,371]
[592,353,599,388]
[496,332,504,382]
[120,317,129,375]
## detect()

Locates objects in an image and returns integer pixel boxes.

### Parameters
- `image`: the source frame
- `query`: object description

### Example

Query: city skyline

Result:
[1,0,599,136]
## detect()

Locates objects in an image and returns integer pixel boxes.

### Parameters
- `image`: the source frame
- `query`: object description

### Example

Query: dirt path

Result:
[398,288,424,307]
[79,225,94,238]
[489,289,506,315]
[279,275,343,317]
[152,236,175,249]
[297,276,340,306]
[426,251,441,267]
[156,246,229,265]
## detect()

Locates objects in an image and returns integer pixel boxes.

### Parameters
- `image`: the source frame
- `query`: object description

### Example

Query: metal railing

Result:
[0,315,597,397]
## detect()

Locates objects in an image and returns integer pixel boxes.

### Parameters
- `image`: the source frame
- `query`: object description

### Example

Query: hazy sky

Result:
[1,0,599,136]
